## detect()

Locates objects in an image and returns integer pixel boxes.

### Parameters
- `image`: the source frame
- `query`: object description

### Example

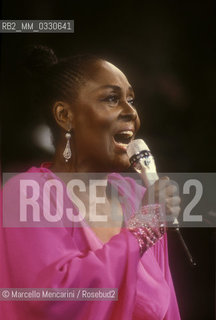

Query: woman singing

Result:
[0,46,181,319]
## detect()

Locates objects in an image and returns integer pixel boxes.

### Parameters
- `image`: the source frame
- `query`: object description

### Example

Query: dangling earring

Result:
[63,131,72,162]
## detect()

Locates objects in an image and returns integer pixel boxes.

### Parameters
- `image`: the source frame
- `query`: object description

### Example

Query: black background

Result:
[1,1,215,319]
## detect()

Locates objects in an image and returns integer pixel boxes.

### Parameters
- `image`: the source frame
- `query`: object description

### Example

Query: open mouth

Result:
[113,130,134,149]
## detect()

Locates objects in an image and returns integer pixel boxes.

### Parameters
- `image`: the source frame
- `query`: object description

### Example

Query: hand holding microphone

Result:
[127,139,196,266]
[127,139,180,226]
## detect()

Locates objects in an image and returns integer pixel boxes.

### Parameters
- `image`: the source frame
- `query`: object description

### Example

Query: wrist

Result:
[126,204,166,256]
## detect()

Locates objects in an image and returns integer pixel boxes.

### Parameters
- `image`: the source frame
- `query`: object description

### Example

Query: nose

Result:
[119,101,138,122]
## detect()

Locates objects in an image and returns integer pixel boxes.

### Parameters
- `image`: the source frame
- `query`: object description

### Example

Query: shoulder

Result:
[3,165,57,189]
[2,167,63,227]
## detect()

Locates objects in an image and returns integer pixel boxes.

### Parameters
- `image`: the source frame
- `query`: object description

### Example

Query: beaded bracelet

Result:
[127,204,166,256]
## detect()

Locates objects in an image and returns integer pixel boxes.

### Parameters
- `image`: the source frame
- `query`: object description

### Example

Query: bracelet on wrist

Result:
[127,204,166,256]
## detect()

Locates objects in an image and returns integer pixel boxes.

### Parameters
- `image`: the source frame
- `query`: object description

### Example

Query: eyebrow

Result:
[98,85,134,94]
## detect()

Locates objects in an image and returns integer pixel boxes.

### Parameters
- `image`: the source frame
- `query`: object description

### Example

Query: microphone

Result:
[127,139,179,225]
[127,139,197,266]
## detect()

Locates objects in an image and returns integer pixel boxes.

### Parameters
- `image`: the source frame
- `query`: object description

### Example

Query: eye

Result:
[127,98,136,108]
[103,95,119,104]
[127,98,135,106]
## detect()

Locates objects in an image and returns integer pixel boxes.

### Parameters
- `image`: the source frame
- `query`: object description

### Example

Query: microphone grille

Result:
[127,139,150,158]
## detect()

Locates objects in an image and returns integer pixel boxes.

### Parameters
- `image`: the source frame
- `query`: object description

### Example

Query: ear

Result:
[52,101,74,131]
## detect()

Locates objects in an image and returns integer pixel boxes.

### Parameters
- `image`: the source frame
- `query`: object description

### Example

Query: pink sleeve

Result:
[0,174,141,320]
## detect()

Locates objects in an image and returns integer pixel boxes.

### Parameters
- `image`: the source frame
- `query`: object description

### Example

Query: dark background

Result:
[1,1,215,319]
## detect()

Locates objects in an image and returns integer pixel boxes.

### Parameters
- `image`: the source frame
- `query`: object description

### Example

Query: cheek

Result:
[76,105,111,125]
[136,115,141,131]
[74,111,114,150]
[76,108,115,137]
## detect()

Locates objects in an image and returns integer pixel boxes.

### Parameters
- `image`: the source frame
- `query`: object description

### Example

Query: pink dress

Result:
[0,164,181,320]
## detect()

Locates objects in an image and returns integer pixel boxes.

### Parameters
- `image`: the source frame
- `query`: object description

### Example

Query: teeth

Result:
[118,130,133,138]
[118,143,127,146]
[114,130,134,147]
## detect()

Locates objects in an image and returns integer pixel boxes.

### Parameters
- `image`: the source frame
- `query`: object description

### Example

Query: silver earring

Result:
[63,131,72,162]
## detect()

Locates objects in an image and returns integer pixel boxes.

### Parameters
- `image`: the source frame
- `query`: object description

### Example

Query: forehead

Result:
[81,60,132,93]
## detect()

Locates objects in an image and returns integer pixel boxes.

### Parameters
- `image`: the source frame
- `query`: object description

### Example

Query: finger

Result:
[154,184,178,203]
[154,176,170,191]
[166,205,181,218]
[165,184,179,197]
[165,196,181,207]
[160,176,170,181]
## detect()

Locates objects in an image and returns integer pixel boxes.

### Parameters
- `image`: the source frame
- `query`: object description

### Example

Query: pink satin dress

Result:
[0,164,181,319]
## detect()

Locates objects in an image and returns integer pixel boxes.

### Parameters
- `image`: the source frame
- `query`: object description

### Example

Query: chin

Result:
[110,155,131,172]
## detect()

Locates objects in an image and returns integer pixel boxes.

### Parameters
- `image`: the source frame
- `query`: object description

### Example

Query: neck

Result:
[51,144,110,175]
[49,149,123,228]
